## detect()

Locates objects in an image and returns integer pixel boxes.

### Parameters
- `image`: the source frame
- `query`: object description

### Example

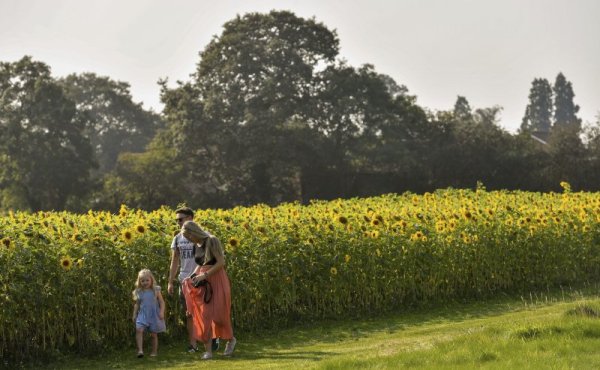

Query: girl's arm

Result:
[157,290,165,320]
[132,302,139,323]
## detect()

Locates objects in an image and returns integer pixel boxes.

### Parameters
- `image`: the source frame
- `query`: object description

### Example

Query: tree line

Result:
[1,10,599,212]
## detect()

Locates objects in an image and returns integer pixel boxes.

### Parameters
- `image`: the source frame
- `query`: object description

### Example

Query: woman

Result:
[181,220,236,360]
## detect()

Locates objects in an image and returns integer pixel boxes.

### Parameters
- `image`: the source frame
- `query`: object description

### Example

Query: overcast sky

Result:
[1,0,599,132]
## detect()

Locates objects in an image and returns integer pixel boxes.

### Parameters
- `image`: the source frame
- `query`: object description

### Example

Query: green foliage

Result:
[553,72,581,129]
[521,78,553,133]
[0,57,96,211]
[60,73,164,174]
[2,188,600,364]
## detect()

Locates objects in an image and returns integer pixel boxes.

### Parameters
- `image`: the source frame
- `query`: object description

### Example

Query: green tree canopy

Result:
[60,73,164,174]
[521,78,553,134]
[0,57,96,210]
[552,72,581,130]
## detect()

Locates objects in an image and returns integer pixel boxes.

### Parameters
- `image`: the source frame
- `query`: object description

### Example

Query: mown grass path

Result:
[39,291,600,369]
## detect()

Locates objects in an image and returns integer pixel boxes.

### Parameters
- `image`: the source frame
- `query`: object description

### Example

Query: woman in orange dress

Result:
[181,220,236,360]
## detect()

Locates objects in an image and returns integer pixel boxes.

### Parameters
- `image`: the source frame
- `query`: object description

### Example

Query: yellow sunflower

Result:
[1,238,11,248]
[337,216,348,225]
[122,230,133,242]
[136,225,145,234]
[60,256,73,271]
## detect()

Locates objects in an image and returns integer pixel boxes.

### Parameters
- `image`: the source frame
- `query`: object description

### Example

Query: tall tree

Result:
[552,72,581,130]
[59,73,164,174]
[521,78,553,134]
[0,57,96,210]
[453,95,473,122]
[165,10,340,205]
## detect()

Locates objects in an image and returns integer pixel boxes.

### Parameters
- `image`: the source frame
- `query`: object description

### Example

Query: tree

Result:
[521,78,553,134]
[161,10,341,205]
[453,95,473,122]
[101,137,184,210]
[546,125,586,190]
[60,73,164,174]
[0,56,96,210]
[553,72,581,130]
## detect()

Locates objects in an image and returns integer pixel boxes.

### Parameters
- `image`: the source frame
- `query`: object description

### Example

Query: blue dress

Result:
[135,286,166,333]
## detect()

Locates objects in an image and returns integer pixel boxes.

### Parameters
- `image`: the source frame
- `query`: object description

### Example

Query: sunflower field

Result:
[2,184,600,363]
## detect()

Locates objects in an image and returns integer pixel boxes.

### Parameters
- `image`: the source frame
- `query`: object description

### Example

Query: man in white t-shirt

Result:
[168,207,219,353]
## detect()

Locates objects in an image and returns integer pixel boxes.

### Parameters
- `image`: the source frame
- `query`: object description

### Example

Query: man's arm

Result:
[167,248,180,295]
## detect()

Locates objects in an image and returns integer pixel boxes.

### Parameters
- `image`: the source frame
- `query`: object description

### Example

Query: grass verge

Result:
[31,287,600,369]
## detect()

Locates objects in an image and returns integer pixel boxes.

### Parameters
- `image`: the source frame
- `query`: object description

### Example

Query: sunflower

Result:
[75,258,85,268]
[119,204,128,217]
[136,225,145,234]
[344,254,351,263]
[330,267,338,276]
[337,216,348,225]
[60,256,73,271]
[229,237,239,247]
[1,238,11,248]
[122,230,133,242]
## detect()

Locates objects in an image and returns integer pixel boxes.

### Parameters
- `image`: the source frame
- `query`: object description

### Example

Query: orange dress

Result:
[182,265,233,342]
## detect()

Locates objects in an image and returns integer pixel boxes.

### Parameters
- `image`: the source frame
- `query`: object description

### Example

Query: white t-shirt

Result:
[171,233,198,281]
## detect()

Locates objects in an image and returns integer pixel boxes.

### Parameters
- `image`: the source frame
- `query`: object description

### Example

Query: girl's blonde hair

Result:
[181,220,224,265]
[132,268,156,301]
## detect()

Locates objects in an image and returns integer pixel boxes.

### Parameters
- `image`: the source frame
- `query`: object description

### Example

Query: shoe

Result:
[201,352,213,360]
[212,338,220,351]
[137,352,144,358]
[224,337,237,356]
[187,344,199,353]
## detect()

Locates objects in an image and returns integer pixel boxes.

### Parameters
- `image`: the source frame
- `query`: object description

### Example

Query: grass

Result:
[34,288,600,369]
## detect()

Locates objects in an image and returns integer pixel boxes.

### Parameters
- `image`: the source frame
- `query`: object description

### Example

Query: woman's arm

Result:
[199,252,225,280]
[190,251,224,285]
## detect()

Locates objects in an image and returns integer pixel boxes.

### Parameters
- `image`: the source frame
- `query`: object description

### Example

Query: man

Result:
[167,206,219,352]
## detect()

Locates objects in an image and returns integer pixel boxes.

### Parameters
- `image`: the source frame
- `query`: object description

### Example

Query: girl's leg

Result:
[150,333,158,356]
[135,328,144,356]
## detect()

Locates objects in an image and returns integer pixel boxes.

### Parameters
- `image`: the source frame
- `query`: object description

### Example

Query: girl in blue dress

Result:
[132,269,166,357]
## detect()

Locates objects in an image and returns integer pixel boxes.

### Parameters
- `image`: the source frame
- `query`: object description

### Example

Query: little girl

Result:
[132,269,166,358]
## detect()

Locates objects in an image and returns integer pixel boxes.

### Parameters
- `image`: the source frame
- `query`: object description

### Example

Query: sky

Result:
[1,0,599,133]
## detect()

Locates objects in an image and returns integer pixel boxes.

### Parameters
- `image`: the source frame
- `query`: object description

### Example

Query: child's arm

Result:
[132,301,139,323]
[157,290,166,320]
